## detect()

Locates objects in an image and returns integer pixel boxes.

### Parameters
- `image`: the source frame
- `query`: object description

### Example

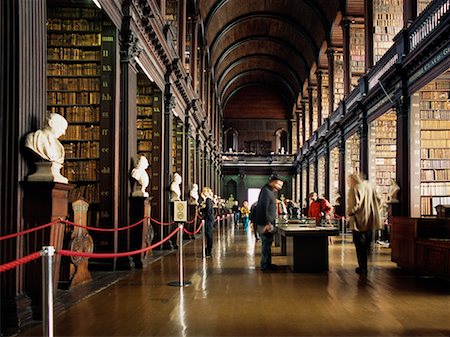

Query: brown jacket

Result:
[347,180,382,232]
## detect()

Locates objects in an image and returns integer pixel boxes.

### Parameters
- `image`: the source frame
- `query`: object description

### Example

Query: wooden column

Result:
[308,87,314,136]
[296,109,301,150]
[338,130,346,216]
[313,151,319,193]
[117,8,140,268]
[341,18,351,96]
[0,0,47,333]
[326,48,335,114]
[301,99,307,144]
[364,0,374,70]
[190,17,199,91]
[163,65,175,249]
[178,0,186,64]
[403,0,417,27]
[184,108,192,199]
[358,107,369,178]
[395,96,411,216]
[316,71,323,126]
[324,143,331,200]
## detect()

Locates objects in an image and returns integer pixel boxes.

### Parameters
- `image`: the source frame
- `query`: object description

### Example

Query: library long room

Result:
[1,0,449,336]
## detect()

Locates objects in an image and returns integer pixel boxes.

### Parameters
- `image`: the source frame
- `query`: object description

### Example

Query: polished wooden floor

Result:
[21,225,450,336]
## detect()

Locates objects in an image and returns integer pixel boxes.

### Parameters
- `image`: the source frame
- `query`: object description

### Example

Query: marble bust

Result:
[388,179,400,203]
[25,113,69,183]
[189,183,199,205]
[131,155,150,197]
[25,113,68,164]
[170,173,182,202]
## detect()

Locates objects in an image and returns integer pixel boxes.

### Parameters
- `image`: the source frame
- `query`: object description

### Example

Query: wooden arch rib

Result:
[209,12,319,59]
[216,54,303,93]
[223,83,292,111]
[203,0,330,41]
[213,36,309,77]
[221,69,296,106]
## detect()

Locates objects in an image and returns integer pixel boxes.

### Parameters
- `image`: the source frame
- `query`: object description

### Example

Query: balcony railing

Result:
[222,153,295,166]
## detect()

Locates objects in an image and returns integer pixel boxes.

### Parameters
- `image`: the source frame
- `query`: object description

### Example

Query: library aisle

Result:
[20,228,449,337]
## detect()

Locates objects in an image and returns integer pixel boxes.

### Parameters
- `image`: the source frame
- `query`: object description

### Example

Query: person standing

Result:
[249,202,259,241]
[240,200,250,231]
[201,187,215,258]
[253,175,284,271]
[347,174,382,275]
[232,200,240,227]
[308,192,332,225]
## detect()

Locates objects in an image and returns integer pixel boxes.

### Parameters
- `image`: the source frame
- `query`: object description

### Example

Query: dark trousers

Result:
[205,220,214,255]
[352,230,373,271]
[260,232,274,269]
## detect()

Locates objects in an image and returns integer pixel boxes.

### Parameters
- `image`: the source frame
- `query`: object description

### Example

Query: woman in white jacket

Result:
[347,174,382,275]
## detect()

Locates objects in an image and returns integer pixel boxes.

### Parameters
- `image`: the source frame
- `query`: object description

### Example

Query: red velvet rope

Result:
[58,226,180,259]
[182,220,204,235]
[0,251,42,273]
[150,217,175,226]
[61,217,149,232]
[0,220,62,241]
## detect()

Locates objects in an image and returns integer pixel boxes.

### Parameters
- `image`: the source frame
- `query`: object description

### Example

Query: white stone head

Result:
[46,113,68,138]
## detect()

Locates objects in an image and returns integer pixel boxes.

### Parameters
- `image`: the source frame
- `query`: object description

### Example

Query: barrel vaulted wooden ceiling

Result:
[198,0,364,115]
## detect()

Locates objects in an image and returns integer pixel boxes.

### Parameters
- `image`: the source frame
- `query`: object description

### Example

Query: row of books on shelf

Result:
[47,19,102,32]
[421,120,450,129]
[48,77,100,91]
[137,130,152,140]
[138,141,152,152]
[376,184,392,195]
[137,96,153,105]
[48,34,101,47]
[64,142,99,159]
[419,91,449,99]
[68,184,99,204]
[137,106,153,117]
[421,196,450,215]
[419,129,449,140]
[421,169,450,181]
[375,157,395,165]
[63,161,99,181]
[48,63,100,76]
[375,168,396,178]
[374,144,396,151]
[48,106,99,123]
[420,182,450,196]
[375,151,396,158]
[420,101,450,110]
[137,119,152,129]
[375,138,396,144]
[137,86,154,94]
[421,81,450,90]
[48,8,100,19]
[420,110,450,119]
[48,92,100,105]
[421,148,450,159]
[421,139,450,148]
[421,159,450,169]
[48,48,101,61]
[61,125,100,140]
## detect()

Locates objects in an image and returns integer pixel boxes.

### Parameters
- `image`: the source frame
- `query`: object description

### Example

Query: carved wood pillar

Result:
[364,0,374,70]
[324,143,331,200]
[403,0,417,27]
[341,18,351,96]
[326,48,335,114]
[316,70,323,126]
[358,107,369,178]
[301,99,307,144]
[190,17,199,91]
[308,86,314,136]
[396,96,411,216]
[1,0,47,333]
[338,130,346,216]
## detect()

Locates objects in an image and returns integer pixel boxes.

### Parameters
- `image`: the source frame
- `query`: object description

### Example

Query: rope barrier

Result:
[150,217,175,226]
[0,251,42,273]
[61,217,149,232]
[0,220,62,241]
[58,226,180,259]
[182,221,204,236]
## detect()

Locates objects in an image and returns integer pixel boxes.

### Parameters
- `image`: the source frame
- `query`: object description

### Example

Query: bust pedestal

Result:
[21,181,73,320]
[129,197,152,268]
[27,162,68,184]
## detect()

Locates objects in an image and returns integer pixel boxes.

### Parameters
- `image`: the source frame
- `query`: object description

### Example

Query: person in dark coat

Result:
[253,175,284,271]
[201,187,215,257]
